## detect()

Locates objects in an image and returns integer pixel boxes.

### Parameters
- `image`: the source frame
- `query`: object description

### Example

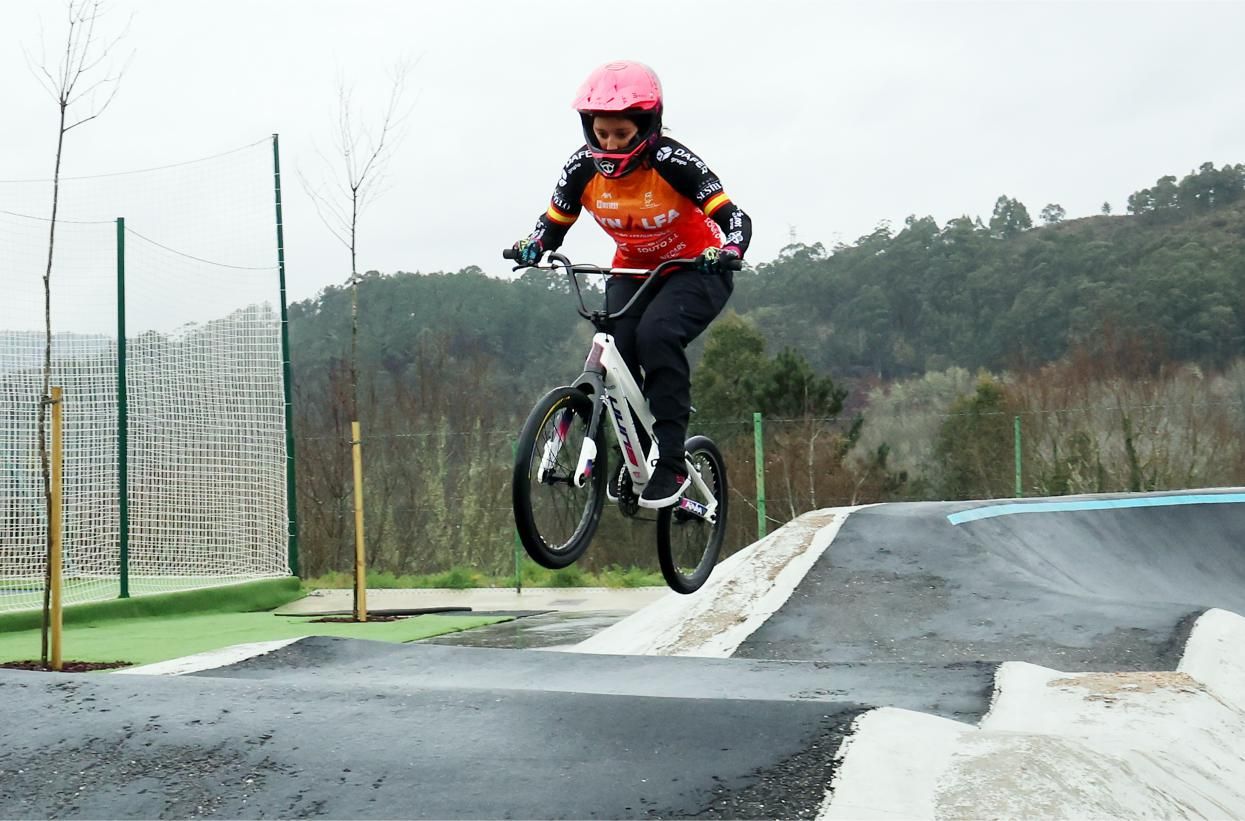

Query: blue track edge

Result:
[948,492,1245,525]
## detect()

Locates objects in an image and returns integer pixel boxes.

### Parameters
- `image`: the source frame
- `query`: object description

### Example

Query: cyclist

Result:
[511,60,752,509]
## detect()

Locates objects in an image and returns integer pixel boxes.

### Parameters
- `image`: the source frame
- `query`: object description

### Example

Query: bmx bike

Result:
[503,250,739,594]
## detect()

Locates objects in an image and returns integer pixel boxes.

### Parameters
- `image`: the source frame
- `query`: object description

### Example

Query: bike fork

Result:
[571,389,607,488]
[540,387,607,488]
[538,410,575,480]
[681,455,718,523]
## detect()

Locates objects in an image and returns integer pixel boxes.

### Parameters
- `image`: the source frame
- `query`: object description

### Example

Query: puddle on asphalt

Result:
[416,610,630,649]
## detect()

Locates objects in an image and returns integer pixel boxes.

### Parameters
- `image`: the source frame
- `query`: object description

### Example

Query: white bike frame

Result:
[577,330,718,522]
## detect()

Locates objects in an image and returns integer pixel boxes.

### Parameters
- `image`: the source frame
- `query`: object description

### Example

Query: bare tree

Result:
[300,61,414,418]
[26,0,130,666]
[299,61,413,617]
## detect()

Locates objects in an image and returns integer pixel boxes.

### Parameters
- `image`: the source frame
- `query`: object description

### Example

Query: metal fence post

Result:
[272,134,301,577]
[1014,415,1023,498]
[511,439,522,594]
[754,412,767,540]
[116,217,130,598]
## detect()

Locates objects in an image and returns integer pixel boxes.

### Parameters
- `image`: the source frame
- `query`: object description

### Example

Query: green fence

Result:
[0,138,297,613]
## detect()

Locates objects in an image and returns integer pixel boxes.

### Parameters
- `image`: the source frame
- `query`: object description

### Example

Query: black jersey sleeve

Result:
[650,136,752,256]
[526,146,596,251]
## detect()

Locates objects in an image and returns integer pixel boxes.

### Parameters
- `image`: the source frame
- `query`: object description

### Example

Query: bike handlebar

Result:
[501,250,743,274]
[501,250,742,322]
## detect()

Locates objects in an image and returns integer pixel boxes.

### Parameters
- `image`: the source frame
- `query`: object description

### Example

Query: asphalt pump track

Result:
[2,489,1244,818]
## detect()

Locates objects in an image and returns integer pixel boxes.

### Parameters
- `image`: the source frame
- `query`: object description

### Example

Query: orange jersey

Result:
[579,168,722,267]
[531,137,751,271]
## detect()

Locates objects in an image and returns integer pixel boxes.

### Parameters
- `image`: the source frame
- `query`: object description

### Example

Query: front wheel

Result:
[657,435,728,594]
[513,386,606,569]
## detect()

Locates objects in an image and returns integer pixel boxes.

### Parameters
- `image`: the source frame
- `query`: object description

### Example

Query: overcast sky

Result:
[3,0,1243,304]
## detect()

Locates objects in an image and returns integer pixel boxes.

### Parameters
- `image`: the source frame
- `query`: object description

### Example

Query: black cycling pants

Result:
[605,270,734,466]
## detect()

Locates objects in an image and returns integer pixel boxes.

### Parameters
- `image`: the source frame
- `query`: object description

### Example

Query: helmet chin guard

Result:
[578,111,660,179]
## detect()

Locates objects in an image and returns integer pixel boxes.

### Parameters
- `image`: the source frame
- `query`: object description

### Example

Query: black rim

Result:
[665,448,723,580]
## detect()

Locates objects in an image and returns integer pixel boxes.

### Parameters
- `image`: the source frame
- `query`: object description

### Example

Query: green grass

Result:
[0,575,291,612]
[0,577,303,634]
[0,610,510,667]
[302,563,664,590]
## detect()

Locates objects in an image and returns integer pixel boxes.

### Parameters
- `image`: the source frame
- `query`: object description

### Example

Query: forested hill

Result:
[287,161,1245,391]
[735,162,1245,378]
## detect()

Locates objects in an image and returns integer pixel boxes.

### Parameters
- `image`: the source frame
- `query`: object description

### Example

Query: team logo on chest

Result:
[592,208,681,231]
[641,209,680,230]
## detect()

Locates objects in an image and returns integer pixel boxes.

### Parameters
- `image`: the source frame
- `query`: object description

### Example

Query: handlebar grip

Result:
[502,248,519,260]
[723,257,744,272]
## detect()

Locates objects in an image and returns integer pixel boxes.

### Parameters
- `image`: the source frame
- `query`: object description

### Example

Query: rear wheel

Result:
[656,435,728,593]
[512,387,606,569]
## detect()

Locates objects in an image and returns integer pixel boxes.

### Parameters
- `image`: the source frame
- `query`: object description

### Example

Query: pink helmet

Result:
[572,61,663,179]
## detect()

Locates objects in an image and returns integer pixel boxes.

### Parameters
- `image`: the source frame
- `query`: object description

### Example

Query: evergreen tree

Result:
[1040,203,1066,225]
[989,195,1033,238]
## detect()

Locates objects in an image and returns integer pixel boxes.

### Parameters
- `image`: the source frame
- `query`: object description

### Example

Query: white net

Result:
[0,139,290,613]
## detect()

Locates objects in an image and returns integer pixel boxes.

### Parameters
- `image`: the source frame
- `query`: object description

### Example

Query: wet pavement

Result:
[418,610,633,649]
[275,586,668,615]
[0,643,867,820]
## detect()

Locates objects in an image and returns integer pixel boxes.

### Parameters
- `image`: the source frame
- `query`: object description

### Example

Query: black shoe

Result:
[639,462,691,509]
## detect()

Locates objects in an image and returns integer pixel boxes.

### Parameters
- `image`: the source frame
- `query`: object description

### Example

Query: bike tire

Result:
[512,386,607,569]
[656,435,728,594]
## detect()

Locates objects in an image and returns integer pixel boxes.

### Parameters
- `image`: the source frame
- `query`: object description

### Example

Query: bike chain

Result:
[617,471,641,518]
